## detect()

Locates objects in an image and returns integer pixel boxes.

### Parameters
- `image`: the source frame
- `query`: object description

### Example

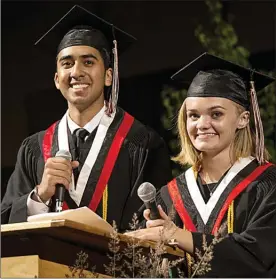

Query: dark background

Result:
[1,0,276,197]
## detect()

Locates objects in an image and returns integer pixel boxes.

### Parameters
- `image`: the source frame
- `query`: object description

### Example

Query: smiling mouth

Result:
[70,84,89,89]
[196,133,217,138]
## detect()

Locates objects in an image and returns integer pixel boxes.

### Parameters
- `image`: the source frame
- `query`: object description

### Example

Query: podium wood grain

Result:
[1,220,183,278]
[2,255,109,278]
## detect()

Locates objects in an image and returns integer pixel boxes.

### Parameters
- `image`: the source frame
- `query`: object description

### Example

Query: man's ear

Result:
[54,72,60,90]
[237,111,250,129]
[105,68,113,87]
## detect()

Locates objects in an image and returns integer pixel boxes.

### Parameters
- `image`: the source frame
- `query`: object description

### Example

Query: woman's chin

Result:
[195,144,219,153]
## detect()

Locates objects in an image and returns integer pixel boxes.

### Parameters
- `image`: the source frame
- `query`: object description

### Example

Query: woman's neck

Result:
[68,101,104,127]
[200,148,233,183]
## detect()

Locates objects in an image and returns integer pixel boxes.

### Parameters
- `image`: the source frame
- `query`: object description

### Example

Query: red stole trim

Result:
[168,162,272,234]
[168,179,197,232]
[88,112,134,211]
[43,112,134,212]
[212,162,272,234]
[42,121,70,209]
[42,122,58,162]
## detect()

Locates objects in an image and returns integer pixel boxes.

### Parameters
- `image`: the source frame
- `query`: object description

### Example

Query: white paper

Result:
[27,206,113,233]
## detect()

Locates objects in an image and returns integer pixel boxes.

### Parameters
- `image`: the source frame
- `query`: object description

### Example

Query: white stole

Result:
[57,110,116,206]
[185,157,254,224]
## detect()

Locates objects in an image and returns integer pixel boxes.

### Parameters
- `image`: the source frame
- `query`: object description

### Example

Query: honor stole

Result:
[42,112,134,212]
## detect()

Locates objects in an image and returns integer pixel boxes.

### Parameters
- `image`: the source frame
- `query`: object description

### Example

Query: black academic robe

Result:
[2,107,172,231]
[158,159,276,277]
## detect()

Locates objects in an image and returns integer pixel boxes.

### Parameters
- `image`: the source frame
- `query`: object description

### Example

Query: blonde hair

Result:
[173,99,270,168]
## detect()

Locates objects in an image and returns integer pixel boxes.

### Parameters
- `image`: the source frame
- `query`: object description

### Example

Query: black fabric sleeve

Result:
[192,167,276,277]
[118,127,172,232]
[143,128,172,190]
[1,134,44,224]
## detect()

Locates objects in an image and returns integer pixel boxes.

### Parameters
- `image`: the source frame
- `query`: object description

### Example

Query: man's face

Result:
[54,45,112,112]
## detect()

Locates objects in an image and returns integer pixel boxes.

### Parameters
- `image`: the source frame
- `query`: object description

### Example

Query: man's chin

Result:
[68,99,88,110]
[69,96,89,105]
[67,94,104,111]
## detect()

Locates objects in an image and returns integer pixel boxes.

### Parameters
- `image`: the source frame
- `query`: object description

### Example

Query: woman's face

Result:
[185,97,248,156]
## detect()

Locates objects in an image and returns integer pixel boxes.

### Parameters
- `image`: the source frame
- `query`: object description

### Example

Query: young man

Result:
[1,5,172,231]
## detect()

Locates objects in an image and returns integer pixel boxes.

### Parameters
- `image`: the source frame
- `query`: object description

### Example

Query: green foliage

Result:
[194,0,250,67]
[161,86,187,176]
[161,0,276,171]
[258,80,276,161]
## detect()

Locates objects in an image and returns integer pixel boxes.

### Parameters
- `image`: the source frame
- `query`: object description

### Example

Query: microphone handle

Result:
[55,184,65,212]
[145,199,161,220]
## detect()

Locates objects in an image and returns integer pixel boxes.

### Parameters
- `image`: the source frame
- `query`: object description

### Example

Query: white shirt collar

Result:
[66,106,105,135]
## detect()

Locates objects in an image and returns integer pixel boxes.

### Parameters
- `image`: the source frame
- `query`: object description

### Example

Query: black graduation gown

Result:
[158,159,276,277]
[1,107,172,231]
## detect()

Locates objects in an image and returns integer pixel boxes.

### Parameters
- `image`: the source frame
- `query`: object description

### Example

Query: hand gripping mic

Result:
[55,150,72,212]
[137,182,161,220]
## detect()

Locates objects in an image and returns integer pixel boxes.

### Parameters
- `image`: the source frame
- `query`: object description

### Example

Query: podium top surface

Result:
[2,219,101,234]
[1,220,184,257]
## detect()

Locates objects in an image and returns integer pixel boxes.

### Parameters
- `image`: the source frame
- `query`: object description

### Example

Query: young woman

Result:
[126,53,276,277]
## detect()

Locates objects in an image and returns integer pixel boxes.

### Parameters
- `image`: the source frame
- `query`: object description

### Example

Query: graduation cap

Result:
[35,4,137,56]
[171,52,275,165]
[35,5,137,116]
[171,52,275,91]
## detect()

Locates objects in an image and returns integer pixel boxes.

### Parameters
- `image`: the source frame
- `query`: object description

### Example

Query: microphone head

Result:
[55,150,72,161]
[137,182,156,203]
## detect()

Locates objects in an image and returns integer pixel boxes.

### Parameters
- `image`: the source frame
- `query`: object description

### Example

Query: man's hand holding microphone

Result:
[33,150,79,211]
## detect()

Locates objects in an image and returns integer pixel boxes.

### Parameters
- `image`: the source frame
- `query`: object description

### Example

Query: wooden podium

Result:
[1,220,183,278]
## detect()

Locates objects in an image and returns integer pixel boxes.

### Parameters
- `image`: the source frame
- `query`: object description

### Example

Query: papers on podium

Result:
[27,206,113,234]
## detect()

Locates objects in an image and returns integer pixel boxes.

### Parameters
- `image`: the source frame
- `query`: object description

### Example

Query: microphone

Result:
[55,150,72,212]
[137,182,161,220]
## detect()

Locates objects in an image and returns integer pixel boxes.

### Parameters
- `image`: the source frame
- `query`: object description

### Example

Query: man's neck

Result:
[200,148,233,183]
[68,102,105,127]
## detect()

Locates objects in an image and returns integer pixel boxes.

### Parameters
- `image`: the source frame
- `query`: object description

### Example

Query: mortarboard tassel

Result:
[249,80,265,165]
[106,40,119,116]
